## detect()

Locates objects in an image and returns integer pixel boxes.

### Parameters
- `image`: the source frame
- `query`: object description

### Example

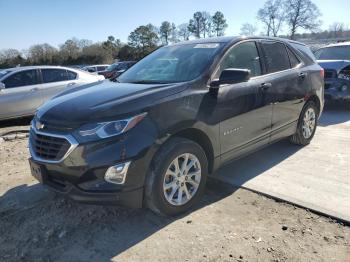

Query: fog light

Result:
[341,85,348,92]
[105,161,131,184]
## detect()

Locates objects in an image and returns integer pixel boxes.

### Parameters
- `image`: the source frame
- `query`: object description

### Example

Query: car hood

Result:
[36,80,186,128]
[317,60,350,71]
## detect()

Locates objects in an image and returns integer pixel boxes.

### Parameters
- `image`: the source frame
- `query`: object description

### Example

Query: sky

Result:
[0,0,349,50]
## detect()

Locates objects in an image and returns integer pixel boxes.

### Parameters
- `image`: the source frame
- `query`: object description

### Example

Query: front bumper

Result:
[324,78,350,101]
[29,157,143,207]
[28,121,158,208]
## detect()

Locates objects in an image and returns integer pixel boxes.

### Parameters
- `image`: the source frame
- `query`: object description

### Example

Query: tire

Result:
[290,101,318,146]
[145,137,208,216]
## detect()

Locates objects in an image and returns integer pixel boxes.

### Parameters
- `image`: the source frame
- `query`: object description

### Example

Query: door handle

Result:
[261,83,272,91]
[67,82,76,87]
[30,87,39,92]
[299,72,307,79]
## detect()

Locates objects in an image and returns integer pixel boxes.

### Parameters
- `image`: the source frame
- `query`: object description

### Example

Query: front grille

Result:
[30,131,71,161]
[324,69,337,79]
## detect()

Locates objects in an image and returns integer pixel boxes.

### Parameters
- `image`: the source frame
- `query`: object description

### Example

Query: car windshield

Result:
[315,46,350,60]
[119,43,223,84]
[0,70,11,78]
[106,63,120,71]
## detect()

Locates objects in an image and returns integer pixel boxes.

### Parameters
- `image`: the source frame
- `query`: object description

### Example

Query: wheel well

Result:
[307,95,321,113]
[173,128,214,174]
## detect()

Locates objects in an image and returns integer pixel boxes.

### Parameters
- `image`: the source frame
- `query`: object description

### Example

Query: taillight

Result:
[320,68,325,78]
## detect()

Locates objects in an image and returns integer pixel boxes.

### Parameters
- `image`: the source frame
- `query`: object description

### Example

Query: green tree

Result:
[128,24,159,58]
[188,12,204,38]
[212,11,228,37]
[159,21,173,45]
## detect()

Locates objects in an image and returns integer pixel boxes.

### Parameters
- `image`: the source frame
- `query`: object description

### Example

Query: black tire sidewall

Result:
[147,138,208,216]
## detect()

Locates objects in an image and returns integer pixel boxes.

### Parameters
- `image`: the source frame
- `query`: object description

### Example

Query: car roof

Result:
[172,36,307,46]
[2,65,78,73]
[323,42,350,48]
[84,64,110,67]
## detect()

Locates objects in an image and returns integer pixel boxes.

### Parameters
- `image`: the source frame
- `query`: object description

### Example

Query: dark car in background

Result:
[99,61,136,80]
[29,36,323,216]
[315,42,350,102]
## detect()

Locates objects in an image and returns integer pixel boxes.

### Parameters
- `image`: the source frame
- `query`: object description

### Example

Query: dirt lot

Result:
[0,122,349,262]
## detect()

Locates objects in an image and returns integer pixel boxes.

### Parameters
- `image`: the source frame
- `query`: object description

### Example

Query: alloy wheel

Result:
[302,107,316,139]
[163,153,202,206]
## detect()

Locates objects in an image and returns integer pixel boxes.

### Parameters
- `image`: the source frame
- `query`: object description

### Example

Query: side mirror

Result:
[210,68,251,88]
[0,82,5,91]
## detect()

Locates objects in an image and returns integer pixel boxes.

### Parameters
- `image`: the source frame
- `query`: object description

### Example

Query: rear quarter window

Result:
[67,70,77,80]
[290,43,316,64]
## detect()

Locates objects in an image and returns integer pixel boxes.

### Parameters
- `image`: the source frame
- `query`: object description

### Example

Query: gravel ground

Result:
[0,129,349,262]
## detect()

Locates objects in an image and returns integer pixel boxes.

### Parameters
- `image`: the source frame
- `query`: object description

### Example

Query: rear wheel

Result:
[145,138,208,216]
[290,101,318,145]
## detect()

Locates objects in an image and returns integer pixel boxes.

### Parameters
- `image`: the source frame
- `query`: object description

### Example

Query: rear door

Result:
[260,41,306,140]
[213,41,273,162]
[39,68,77,103]
[0,69,42,119]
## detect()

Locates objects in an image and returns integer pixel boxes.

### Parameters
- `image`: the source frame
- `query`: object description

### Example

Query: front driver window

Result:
[215,41,262,78]
[3,70,40,88]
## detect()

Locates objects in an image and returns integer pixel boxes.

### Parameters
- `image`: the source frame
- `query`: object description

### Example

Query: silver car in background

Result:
[0,66,104,120]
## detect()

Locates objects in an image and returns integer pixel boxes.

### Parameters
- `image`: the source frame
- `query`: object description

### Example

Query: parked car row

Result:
[0,66,104,120]
[98,61,136,80]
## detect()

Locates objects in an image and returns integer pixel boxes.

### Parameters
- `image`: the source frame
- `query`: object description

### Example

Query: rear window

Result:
[42,69,68,83]
[262,41,290,73]
[314,46,350,60]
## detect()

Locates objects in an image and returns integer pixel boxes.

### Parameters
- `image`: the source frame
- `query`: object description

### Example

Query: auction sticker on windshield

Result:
[194,43,220,48]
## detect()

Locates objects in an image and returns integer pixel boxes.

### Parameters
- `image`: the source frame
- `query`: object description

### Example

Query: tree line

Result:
[0,10,227,69]
[1,0,348,69]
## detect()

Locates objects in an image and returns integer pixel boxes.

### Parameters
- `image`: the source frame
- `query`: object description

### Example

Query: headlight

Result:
[75,112,147,142]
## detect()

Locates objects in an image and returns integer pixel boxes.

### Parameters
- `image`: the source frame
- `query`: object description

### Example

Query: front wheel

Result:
[145,138,208,216]
[290,101,318,145]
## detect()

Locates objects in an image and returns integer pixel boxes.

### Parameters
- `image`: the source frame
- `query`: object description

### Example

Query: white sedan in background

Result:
[0,66,104,121]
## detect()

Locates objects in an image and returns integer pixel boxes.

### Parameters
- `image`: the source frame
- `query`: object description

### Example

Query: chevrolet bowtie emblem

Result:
[36,121,45,130]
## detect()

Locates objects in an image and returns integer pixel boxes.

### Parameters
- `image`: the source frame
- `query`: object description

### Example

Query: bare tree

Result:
[284,0,322,40]
[240,23,258,36]
[178,23,191,41]
[201,12,213,38]
[329,22,348,38]
[257,0,285,37]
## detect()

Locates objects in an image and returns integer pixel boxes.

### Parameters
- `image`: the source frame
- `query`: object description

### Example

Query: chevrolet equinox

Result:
[29,37,324,216]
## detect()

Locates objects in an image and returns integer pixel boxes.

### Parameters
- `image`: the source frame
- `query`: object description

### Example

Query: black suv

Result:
[29,37,324,216]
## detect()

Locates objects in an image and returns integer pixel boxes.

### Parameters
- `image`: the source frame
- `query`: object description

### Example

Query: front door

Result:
[213,41,273,163]
[0,69,42,119]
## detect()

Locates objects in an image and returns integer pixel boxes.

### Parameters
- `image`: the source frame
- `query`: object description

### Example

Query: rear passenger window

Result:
[262,42,290,73]
[42,69,68,83]
[66,70,77,80]
[216,41,262,78]
[287,47,301,68]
